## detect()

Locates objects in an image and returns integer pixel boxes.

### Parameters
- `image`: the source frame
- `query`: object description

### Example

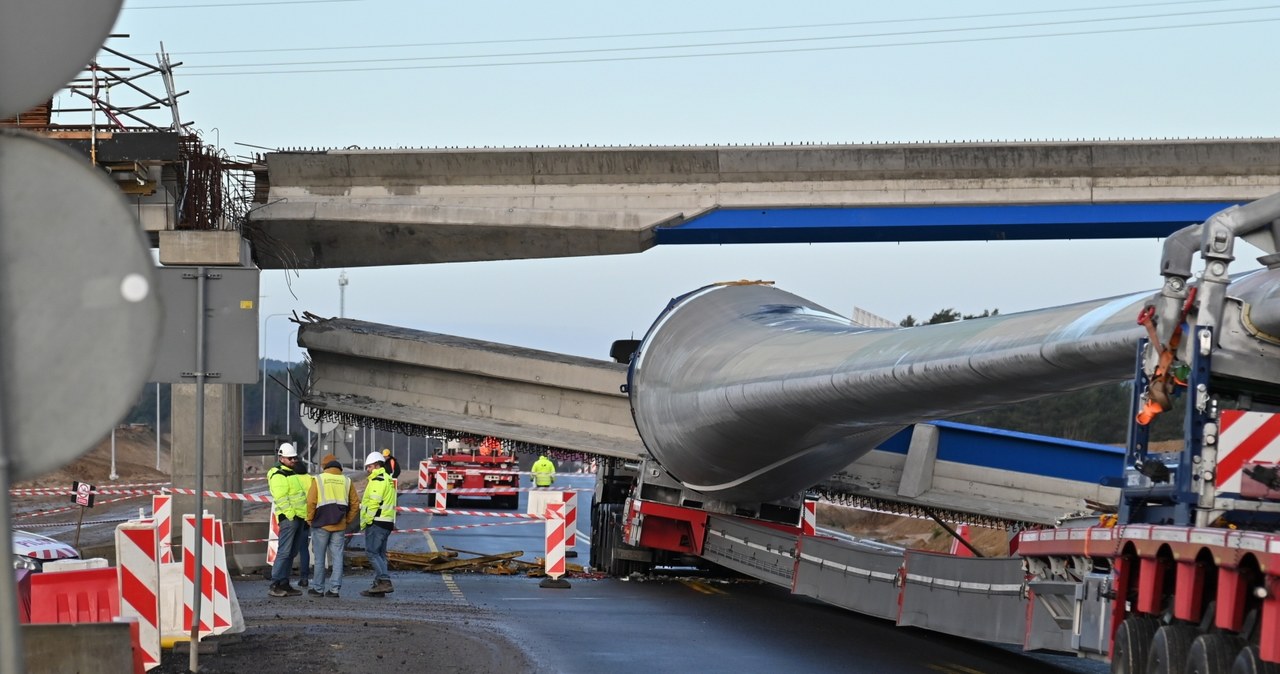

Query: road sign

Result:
[148,266,260,384]
[299,404,338,435]
[71,481,95,508]
[0,0,123,118]
[0,131,161,482]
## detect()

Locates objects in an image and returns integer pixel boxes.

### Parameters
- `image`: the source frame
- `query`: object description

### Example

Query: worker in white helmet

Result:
[267,442,306,597]
[359,450,397,596]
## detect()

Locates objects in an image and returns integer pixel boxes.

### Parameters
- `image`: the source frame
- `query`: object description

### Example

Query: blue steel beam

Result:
[875,420,1125,487]
[655,202,1242,245]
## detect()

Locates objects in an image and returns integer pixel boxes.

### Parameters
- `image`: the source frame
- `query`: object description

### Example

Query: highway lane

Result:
[14,473,1106,671]
[383,475,1105,674]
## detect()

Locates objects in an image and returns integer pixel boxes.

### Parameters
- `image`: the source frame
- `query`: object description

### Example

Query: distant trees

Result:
[122,360,310,441]
[899,308,1181,443]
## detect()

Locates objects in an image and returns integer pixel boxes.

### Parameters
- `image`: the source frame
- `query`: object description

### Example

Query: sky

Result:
[97,0,1279,361]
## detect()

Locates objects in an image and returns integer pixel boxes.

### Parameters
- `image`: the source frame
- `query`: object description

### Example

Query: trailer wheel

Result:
[1111,616,1158,674]
[1232,644,1280,674]
[1147,624,1197,674]
[1188,633,1246,674]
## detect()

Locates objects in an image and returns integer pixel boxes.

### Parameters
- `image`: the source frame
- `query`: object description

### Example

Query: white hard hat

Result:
[278,443,298,458]
[364,451,385,467]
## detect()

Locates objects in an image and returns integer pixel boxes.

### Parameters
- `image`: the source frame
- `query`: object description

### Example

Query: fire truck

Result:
[432,436,520,510]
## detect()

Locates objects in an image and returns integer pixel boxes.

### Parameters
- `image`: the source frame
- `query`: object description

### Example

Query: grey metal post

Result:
[0,345,23,674]
[189,267,208,673]
[156,382,161,470]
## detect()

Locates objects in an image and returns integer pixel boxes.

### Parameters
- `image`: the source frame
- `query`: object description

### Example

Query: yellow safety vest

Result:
[531,457,556,487]
[312,471,351,527]
[360,468,397,528]
[268,464,307,519]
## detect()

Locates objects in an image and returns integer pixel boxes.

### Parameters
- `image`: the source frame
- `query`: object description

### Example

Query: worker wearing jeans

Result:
[307,453,358,597]
[267,443,307,597]
[359,451,397,596]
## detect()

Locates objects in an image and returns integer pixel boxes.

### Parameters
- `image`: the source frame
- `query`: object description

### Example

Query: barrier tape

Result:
[18,517,132,528]
[13,494,144,520]
[10,475,267,497]
[399,486,593,495]
[226,518,540,545]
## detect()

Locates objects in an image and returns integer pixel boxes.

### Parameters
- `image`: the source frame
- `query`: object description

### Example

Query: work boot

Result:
[297,578,309,587]
[360,588,385,597]
[325,590,340,598]
[372,579,394,594]
[307,588,324,597]
[267,583,290,598]
[278,582,302,597]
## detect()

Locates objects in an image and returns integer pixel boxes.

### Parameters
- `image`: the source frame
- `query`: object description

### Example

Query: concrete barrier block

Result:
[22,622,135,674]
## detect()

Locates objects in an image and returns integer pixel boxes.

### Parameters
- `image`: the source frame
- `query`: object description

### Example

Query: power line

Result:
[176,4,1280,72]
[126,0,361,9]
[178,15,1279,77]
[167,0,1233,55]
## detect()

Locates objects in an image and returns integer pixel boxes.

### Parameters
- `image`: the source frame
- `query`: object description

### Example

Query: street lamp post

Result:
[338,271,348,318]
[285,328,298,438]
[262,313,289,435]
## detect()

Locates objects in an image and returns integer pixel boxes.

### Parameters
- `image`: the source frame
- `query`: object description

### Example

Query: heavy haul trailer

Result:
[591,194,1280,673]
[433,437,520,510]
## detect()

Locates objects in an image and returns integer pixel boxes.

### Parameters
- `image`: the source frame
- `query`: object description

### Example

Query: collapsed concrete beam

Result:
[299,318,644,459]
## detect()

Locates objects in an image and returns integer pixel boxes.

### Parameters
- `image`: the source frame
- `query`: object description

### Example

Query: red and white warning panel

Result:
[1217,410,1280,497]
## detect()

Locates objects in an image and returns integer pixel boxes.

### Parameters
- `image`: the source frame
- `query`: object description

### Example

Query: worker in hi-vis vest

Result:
[306,453,357,597]
[359,451,397,596]
[531,454,556,487]
[267,442,306,597]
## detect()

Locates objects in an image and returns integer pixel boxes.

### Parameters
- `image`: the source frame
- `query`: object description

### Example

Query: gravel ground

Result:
[148,569,537,673]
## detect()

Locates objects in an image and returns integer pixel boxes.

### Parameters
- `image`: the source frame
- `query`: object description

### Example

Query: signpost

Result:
[70,481,96,549]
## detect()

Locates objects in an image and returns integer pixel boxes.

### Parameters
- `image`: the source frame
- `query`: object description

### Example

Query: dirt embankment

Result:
[13,425,170,491]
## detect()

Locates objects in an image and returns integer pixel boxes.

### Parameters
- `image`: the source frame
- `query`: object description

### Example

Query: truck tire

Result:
[492,495,519,510]
[1110,616,1158,674]
[1147,624,1197,674]
[1232,645,1280,674]
[1188,633,1245,674]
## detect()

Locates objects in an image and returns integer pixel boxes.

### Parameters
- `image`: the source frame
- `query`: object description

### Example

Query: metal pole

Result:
[338,270,348,318]
[0,335,24,674]
[261,313,287,435]
[190,267,208,672]
[285,329,296,438]
[155,382,161,470]
[109,427,118,480]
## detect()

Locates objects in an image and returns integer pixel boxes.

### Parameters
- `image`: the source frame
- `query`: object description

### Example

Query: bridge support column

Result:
[171,383,244,545]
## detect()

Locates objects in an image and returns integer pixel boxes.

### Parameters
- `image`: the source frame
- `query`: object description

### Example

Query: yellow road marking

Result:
[926,664,986,674]
[679,580,728,595]
[423,526,465,601]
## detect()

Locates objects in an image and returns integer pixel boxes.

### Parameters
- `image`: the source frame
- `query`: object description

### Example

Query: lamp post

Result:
[285,328,298,438]
[338,270,348,318]
[262,312,289,435]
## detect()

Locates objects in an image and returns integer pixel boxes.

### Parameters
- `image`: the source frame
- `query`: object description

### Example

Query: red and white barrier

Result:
[181,513,215,638]
[562,491,578,550]
[116,520,161,671]
[544,502,566,580]
[265,505,279,564]
[434,469,448,511]
[418,460,434,490]
[152,494,173,564]
[801,499,817,536]
[949,524,975,557]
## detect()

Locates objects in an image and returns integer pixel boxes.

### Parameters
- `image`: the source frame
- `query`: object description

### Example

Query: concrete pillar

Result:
[171,383,244,530]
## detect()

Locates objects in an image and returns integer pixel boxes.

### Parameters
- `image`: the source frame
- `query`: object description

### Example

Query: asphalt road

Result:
[17,473,1107,673]
[377,475,1106,674]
